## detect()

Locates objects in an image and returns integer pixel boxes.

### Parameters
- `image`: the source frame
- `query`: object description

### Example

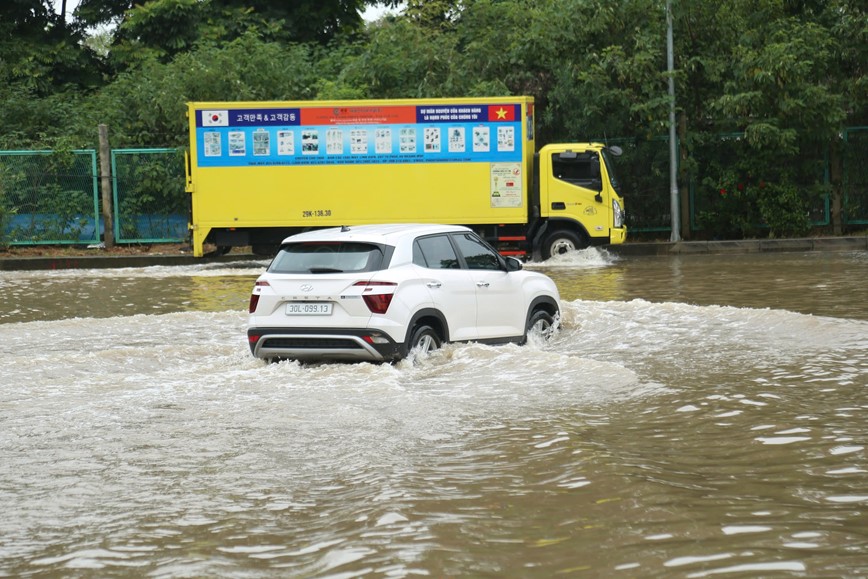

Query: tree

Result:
[74,0,386,49]
[77,33,317,148]
[0,0,103,94]
[0,0,105,148]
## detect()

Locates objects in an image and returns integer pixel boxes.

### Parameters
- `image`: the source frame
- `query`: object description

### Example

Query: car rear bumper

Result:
[248,327,403,362]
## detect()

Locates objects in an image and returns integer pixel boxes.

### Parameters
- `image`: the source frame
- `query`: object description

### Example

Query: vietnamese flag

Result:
[488,105,517,122]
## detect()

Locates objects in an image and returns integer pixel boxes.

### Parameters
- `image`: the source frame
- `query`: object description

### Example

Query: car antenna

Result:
[341,225,351,232]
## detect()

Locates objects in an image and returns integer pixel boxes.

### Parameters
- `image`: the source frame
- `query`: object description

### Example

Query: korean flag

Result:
[202,110,229,127]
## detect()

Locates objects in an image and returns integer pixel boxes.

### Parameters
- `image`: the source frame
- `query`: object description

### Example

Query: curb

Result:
[606,236,868,256]
[0,253,260,271]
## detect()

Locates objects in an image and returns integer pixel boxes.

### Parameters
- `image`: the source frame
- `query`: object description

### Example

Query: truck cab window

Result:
[552,152,601,190]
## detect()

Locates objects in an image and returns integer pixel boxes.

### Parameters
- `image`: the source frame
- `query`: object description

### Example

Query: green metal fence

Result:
[686,133,830,237]
[2,132,866,246]
[112,148,188,243]
[843,127,868,226]
[624,130,867,236]
[605,136,673,233]
[0,150,100,245]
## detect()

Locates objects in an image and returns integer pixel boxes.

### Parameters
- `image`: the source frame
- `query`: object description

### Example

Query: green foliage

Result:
[696,170,764,239]
[0,0,866,240]
[692,135,825,238]
[80,33,317,147]
[118,0,205,62]
[757,182,812,237]
[0,0,104,95]
[713,17,845,144]
[77,0,378,53]
[332,18,459,98]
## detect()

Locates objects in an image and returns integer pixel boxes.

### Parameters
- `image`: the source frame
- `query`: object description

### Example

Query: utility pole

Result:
[667,0,681,242]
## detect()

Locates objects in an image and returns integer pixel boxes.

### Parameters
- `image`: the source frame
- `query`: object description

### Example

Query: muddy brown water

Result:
[1,250,865,577]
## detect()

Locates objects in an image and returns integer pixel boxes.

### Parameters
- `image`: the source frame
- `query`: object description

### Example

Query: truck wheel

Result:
[525,309,557,343]
[408,324,441,357]
[542,230,586,259]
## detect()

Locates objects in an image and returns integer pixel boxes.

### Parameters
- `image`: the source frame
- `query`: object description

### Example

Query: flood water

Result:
[1,250,866,577]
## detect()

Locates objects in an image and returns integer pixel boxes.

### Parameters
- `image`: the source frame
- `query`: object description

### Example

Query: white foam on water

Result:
[527,246,618,269]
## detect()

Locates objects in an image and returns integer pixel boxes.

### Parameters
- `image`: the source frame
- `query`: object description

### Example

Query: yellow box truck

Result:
[186,96,626,259]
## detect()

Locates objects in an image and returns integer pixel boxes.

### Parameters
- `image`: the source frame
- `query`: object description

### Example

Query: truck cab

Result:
[535,143,626,258]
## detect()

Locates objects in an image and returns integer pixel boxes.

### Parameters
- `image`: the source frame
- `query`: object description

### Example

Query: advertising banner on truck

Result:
[193,103,523,172]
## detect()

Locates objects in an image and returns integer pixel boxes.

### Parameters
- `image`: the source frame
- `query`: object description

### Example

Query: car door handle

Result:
[476,282,490,288]
[426,282,442,289]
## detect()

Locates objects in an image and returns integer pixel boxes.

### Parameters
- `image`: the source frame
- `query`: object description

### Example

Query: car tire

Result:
[542,229,587,259]
[408,324,442,357]
[525,309,557,343]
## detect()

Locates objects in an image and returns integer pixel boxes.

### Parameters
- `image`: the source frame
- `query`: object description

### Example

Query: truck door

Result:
[545,150,611,237]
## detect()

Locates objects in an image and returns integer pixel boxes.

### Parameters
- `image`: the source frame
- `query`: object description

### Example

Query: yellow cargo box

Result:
[186,97,625,258]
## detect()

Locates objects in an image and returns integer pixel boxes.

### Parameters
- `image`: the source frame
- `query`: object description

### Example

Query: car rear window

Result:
[268,242,387,274]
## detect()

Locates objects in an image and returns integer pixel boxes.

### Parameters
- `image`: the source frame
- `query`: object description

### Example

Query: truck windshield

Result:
[601,148,621,196]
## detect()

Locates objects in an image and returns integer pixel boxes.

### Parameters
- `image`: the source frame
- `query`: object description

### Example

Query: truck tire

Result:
[542,229,587,259]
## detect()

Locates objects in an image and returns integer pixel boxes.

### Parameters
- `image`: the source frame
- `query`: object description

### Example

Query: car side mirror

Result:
[504,256,523,271]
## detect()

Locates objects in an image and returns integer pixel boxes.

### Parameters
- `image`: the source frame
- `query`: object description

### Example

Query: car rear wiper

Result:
[308,267,344,273]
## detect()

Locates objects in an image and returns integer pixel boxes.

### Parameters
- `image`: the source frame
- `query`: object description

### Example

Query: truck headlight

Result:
[613,199,625,228]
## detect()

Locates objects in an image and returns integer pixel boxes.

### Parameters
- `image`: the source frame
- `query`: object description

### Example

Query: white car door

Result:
[413,234,479,342]
[450,233,526,339]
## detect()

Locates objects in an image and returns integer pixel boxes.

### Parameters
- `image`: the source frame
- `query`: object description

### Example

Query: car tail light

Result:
[249,280,269,313]
[248,294,260,313]
[354,281,397,314]
[362,294,393,314]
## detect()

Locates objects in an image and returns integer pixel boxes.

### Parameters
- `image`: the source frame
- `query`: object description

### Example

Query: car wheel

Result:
[542,229,587,259]
[408,325,442,357]
[526,309,557,343]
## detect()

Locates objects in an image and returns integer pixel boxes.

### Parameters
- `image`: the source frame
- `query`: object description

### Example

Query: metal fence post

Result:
[98,124,114,248]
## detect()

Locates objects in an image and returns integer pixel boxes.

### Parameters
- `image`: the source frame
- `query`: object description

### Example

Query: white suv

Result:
[247,224,560,363]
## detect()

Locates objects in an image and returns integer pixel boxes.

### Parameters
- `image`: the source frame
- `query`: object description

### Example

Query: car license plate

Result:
[285,302,333,315]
